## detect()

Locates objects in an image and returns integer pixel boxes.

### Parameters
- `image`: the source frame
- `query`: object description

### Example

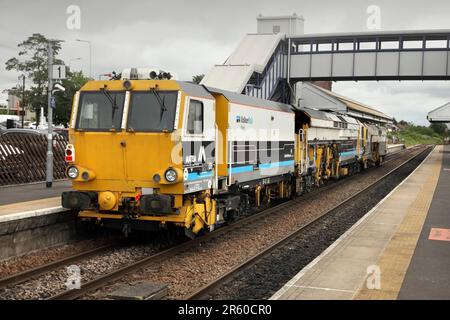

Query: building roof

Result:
[287,29,450,41]
[307,83,393,122]
[201,33,282,93]
[256,14,304,21]
[427,102,450,122]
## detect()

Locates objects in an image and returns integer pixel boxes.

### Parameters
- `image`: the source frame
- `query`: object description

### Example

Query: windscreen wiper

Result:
[151,88,167,122]
[100,88,118,123]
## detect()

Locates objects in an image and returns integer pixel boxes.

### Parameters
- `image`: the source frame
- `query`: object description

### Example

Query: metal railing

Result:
[0,133,67,186]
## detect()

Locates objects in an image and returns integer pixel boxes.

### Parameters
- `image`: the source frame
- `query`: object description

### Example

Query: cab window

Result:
[127,91,178,132]
[187,99,203,134]
[76,91,125,131]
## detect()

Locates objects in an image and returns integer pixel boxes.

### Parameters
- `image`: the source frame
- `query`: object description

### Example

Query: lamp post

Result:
[69,57,82,71]
[76,39,92,78]
[45,39,66,188]
[20,75,25,128]
[46,41,54,188]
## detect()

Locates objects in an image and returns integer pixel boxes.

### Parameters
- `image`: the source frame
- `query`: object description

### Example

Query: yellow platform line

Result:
[354,146,443,299]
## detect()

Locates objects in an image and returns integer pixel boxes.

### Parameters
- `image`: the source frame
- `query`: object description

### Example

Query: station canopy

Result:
[427,102,450,123]
[298,82,393,124]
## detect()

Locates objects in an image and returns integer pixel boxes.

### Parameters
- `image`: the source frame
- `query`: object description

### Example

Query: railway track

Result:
[44,145,429,300]
[47,189,322,300]
[185,145,432,300]
[0,243,118,290]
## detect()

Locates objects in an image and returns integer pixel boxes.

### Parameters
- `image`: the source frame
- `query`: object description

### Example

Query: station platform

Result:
[271,144,450,300]
[0,180,70,222]
[387,143,405,153]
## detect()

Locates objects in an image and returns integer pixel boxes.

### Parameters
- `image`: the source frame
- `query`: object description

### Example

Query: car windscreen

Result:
[76,91,125,131]
[127,91,178,132]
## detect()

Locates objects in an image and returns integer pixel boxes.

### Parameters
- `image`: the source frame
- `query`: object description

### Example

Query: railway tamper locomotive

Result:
[62,68,387,237]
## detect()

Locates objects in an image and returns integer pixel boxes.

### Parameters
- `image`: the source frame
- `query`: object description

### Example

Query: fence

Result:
[0,132,68,186]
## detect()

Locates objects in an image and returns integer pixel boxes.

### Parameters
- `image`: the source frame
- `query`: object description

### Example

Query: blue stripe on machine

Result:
[229,165,254,174]
[258,160,294,169]
[186,171,213,181]
[339,150,357,157]
[228,160,294,174]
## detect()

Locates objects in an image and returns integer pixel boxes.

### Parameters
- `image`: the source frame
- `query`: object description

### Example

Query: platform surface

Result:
[271,145,450,300]
[0,180,71,206]
[398,144,450,299]
[0,180,71,221]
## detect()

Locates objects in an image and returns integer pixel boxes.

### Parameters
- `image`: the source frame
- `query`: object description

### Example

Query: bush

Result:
[397,124,443,147]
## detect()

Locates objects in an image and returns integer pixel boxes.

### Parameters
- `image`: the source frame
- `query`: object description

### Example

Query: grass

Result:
[396,125,443,147]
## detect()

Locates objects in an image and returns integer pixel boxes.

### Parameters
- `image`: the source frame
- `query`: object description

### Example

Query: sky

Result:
[1,0,450,125]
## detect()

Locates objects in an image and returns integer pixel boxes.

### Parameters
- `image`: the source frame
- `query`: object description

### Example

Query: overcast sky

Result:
[1,0,450,124]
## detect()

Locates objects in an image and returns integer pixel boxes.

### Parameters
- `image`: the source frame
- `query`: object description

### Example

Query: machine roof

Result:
[207,86,293,113]
[298,107,333,121]
[177,81,215,100]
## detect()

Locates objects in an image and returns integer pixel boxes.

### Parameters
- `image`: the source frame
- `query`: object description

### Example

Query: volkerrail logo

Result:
[236,115,253,124]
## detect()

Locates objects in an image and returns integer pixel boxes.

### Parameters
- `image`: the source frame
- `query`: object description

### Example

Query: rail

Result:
[185,145,432,299]
[48,146,429,300]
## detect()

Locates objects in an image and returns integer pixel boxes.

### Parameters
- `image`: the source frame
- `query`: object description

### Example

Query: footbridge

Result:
[202,29,450,104]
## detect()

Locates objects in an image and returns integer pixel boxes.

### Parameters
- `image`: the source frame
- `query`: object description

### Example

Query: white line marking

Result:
[290,285,353,293]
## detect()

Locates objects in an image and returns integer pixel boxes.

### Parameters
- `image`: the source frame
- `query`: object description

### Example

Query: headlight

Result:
[164,168,177,183]
[67,166,79,179]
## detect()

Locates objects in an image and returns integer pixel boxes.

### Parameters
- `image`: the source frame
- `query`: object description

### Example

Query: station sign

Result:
[52,65,66,80]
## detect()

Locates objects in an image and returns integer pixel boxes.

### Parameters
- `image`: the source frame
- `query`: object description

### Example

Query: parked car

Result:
[0,128,43,136]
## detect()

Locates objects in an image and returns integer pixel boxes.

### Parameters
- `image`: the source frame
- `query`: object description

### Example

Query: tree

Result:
[429,122,447,136]
[192,74,204,84]
[5,33,63,123]
[53,71,90,126]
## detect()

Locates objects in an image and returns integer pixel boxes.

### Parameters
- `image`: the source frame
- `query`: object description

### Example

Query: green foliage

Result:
[53,71,90,126]
[5,34,63,116]
[192,74,204,84]
[429,122,447,136]
[4,33,90,125]
[396,123,444,147]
